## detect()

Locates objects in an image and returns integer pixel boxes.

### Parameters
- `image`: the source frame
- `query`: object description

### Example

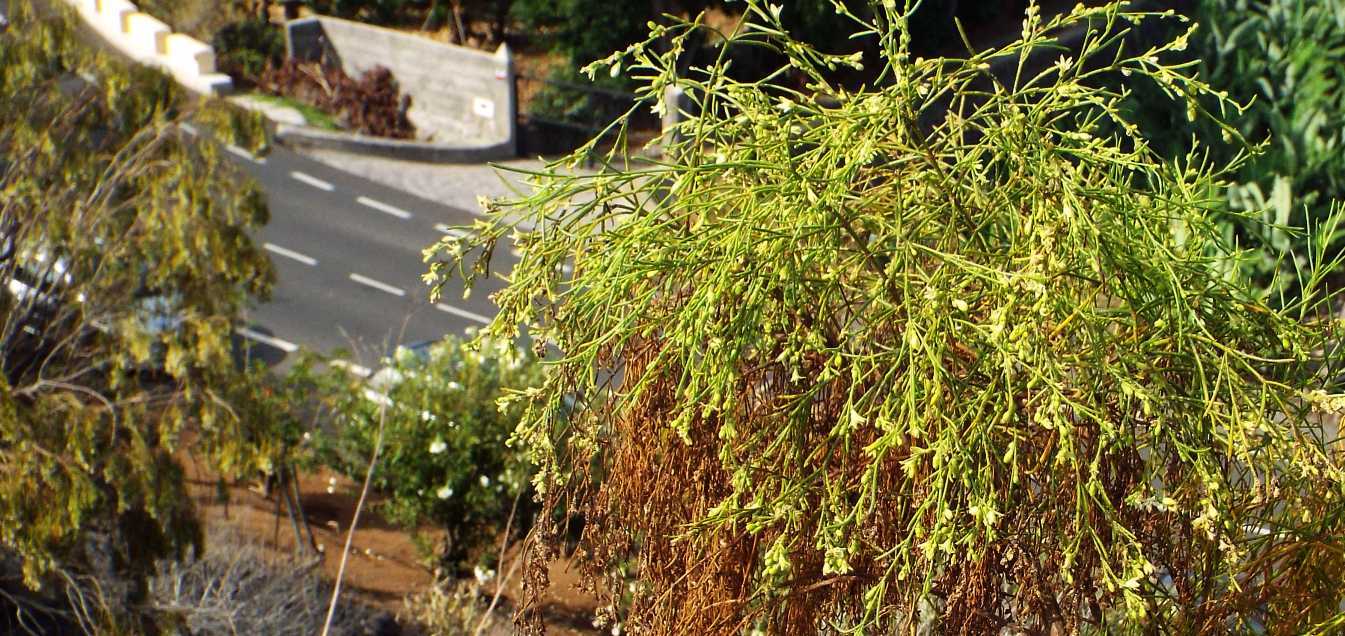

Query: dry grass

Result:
[150,527,395,636]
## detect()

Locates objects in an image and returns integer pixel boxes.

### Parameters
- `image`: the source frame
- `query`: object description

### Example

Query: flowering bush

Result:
[317,334,543,570]
[430,1,1345,633]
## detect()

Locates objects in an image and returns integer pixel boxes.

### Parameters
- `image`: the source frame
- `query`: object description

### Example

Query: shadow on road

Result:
[233,326,291,369]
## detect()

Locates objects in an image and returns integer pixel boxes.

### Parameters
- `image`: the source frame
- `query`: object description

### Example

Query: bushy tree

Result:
[430,1,1345,632]
[0,2,277,630]
[510,0,658,71]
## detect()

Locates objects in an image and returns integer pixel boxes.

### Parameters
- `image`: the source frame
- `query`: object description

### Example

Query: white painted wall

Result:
[63,0,232,95]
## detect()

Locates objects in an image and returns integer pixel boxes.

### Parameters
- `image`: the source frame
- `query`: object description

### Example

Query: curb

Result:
[273,124,516,164]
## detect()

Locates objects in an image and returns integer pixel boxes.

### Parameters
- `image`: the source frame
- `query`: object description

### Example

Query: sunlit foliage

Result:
[429,1,1345,632]
[0,1,276,630]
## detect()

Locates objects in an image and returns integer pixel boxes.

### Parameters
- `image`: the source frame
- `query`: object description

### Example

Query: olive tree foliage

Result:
[0,1,275,629]
[429,1,1345,633]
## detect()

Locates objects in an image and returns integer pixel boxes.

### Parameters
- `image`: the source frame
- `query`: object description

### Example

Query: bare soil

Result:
[179,452,600,634]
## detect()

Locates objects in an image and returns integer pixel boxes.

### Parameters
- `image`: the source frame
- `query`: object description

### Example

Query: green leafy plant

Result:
[213,18,286,85]
[429,1,1345,632]
[316,335,542,570]
[1127,0,1345,295]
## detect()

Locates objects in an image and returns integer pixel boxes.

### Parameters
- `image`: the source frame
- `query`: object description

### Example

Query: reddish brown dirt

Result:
[178,452,600,633]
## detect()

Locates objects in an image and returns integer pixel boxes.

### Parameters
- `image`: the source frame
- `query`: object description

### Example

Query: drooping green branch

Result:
[427,1,1345,632]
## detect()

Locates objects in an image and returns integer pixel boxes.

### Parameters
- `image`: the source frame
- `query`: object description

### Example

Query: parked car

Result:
[2,243,186,374]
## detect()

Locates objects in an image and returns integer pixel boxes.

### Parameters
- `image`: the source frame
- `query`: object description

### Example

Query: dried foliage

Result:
[428,1,1345,634]
[149,528,393,636]
[260,60,417,139]
[400,577,514,636]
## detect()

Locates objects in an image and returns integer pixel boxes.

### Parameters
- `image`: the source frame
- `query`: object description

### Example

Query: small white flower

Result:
[429,438,447,455]
[473,565,495,584]
[326,476,337,495]
[302,431,311,442]
[437,485,454,500]
[447,381,462,391]
[479,475,491,488]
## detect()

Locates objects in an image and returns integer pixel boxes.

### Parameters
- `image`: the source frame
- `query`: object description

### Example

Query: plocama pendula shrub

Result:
[428,2,1345,633]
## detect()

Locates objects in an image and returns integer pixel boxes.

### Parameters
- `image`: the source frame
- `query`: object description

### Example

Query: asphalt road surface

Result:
[218,139,517,371]
[20,0,513,371]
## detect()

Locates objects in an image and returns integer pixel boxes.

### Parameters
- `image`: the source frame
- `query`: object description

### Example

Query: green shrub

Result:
[309,0,409,23]
[430,1,1345,632]
[316,335,543,570]
[1127,0,1345,295]
[510,0,655,70]
[213,18,286,85]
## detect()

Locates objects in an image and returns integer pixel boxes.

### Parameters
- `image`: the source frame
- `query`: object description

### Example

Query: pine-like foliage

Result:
[0,1,278,630]
[429,1,1345,633]
[1128,0,1345,296]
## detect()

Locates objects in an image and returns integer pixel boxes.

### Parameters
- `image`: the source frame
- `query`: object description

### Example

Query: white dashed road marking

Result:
[263,242,317,266]
[237,327,299,353]
[357,196,413,220]
[349,273,405,297]
[226,144,267,165]
[291,171,334,191]
[435,303,491,325]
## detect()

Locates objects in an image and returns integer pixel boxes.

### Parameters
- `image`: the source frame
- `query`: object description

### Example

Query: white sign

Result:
[472,97,495,119]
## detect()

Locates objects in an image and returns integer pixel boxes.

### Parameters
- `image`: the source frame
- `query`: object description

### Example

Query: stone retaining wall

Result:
[286,16,515,156]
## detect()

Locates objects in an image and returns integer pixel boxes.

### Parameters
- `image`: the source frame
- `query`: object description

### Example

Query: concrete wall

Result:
[60,0,232,94]
[286,16,514,153]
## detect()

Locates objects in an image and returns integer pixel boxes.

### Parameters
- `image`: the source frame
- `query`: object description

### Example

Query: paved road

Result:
[30,0,518,370]
[221,140,516,369]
